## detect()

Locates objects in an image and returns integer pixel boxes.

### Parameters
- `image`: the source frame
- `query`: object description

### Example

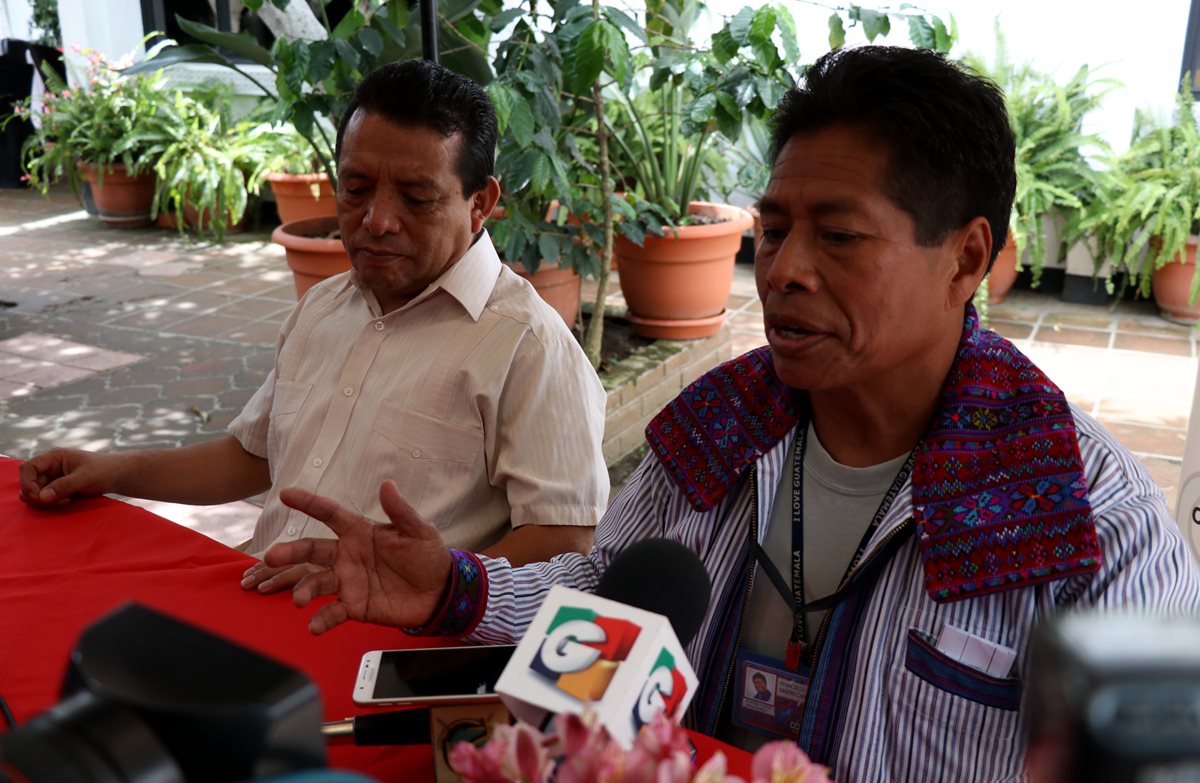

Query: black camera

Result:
[0,603,324,782]
[1027,612,1200,782]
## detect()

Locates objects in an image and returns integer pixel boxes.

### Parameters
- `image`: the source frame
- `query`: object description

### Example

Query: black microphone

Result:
[595,537,712,647]
[322,709,431,745]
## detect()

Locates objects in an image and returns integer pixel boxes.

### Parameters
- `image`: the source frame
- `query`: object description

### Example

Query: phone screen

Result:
[371,645,517,700]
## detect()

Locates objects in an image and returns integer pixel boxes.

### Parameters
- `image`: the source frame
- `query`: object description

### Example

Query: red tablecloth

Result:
[0,457,750,779]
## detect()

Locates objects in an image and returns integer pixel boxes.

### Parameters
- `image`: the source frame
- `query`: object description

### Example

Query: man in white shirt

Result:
[17,60,609,589]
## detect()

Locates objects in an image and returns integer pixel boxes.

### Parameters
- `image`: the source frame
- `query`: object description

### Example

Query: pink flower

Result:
[749,742,833,783]
[633,711,693,763]
[690,752,742,783]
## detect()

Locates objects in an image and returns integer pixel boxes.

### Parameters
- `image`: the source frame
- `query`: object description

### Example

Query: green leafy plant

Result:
[966,29,1114,287]
[131,0,497,188]
[1084,75,1200,301]
[19,46,175,197]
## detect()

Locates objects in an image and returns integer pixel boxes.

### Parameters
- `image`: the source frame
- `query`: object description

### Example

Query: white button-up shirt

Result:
[230,231,608,556]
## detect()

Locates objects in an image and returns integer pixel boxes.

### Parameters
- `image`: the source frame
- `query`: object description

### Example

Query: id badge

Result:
[731,651,809,741]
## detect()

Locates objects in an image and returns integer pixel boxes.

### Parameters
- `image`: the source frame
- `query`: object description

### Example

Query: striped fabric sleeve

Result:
[466,453,670,645]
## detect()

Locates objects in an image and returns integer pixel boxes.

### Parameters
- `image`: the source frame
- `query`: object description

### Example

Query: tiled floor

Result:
[2,185,1197,545]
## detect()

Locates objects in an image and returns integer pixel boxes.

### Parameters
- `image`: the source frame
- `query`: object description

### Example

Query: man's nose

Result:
[363,192,402,236]
[763,232,820,293]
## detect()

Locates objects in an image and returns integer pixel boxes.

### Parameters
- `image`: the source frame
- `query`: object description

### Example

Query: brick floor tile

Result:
[1034,325,1111,349]
[167,314,250,338]
[0,380,33,400]
[1041,310,1117,330]
[224,320,285,344]
[212,296,292,320]
[988,319,1034,340]
[1113,333,1193,357]
[210,273,293,296]
[7,363,93,388]
[84,384,163,407]
[164,376,236,397]
[730,332,768,356]
[107,309,192,329]
[166,291,239,315]
[1100,420,1189,459]
[2,393,89,416]
[108,364,180,387]
[0,352,53,380]
[728,311,765,334]
[138,261,204,277]
[1117,317,1195,339]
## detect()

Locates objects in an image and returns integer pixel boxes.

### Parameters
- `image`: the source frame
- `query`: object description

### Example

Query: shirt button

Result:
[312,457,323,468]
[412,449,422,458]
[343,387,354,396]
[286,527,296,536]
[374,321,385,331]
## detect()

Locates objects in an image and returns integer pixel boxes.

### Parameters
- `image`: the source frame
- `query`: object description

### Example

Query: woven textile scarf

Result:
[645,305,1101,602]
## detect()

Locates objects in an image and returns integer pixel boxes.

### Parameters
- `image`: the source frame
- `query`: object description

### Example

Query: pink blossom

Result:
[749,742,832,783]
[634,711,694,763]
[690,752,743,783]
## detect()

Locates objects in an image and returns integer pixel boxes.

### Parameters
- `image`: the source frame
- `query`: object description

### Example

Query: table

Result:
[0,458,750,779]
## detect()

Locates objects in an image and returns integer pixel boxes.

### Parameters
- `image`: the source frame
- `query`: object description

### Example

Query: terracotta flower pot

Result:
[1151,236,1200,325]
[79,163,156,228]
[512,261,581,327]
[271,216,351,299]
[266,172,336,224]
[614,201,753,339]
[987,230,1019,304]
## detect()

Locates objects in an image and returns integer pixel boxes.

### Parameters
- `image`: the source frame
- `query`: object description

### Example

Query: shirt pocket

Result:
[370,398,485,523]
[267,380,312,462]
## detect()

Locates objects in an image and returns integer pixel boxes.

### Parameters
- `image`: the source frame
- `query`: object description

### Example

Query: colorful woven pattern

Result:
[645,306,1099,601]
[913,306,1100,601]
[645,346,801,512]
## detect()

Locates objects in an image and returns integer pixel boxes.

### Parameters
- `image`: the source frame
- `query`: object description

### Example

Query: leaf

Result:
[827,14,846,50]
[563,20,605,95]
[604,7,647,44]
[538,232,561,263]
[728,6,755,45]
[331,9,366,41]
[774,5,800,63]
[933,17,953,52]
[748,6,777,47]
[711,26,738,64]
[123,44,237,75]
[859,9,890,41]
[715,91,741,139]
[486,82,514,133]
[508,98,535,147]
[176,16,273,66]
[488,7,525,32]
[907,16,935,49]
[356,27,384,58]
[598,20,630,86]
[333,39,361,71]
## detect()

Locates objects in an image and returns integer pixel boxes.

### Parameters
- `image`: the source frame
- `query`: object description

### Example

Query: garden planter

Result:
[512,261,581,327]
[987,231,1019,304]
[1151,236,1200,325]
[156,202,247,234]
[271,215,350,299]
[614,201,753,339]
[79,163,156,228]
[266,172,336,223]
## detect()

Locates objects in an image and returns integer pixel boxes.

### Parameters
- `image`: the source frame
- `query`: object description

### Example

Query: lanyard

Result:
[751,424,915,670]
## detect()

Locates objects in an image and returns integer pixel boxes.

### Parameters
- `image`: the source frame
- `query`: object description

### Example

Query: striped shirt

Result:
[230,231,608,557]
[468,405,1200,781]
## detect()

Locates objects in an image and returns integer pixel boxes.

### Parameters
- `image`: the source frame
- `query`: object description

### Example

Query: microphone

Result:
[496,538,711,747]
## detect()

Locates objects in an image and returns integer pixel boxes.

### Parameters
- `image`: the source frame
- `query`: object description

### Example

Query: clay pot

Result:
[266,172,336,224]
[271,216,350,299]
[1151,236,1200,325]
[79,163,156,228]
[614,201,753,339]
[987,231,1019,304]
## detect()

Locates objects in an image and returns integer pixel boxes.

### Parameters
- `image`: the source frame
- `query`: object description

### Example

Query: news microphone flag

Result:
[495,585,698,748]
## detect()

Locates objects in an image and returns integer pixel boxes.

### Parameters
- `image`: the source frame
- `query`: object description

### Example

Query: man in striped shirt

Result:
[267,47,1200,781]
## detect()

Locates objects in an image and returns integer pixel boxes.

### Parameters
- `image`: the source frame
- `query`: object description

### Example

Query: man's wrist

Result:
[402,549,488,637]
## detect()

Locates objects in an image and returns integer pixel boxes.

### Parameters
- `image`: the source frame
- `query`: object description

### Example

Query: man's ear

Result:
[947,216,994,308]
[470,177,502,234]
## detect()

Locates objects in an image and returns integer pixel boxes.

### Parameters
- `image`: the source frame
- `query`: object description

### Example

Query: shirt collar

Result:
[349,229,501,320]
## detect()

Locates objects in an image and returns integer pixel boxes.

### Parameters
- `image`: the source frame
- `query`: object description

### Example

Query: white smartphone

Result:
[353,645,518,706]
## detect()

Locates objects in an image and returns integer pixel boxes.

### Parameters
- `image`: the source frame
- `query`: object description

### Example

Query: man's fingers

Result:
[309,601,350,635]
[379,480,437,539]
[257,564,323,594]
[264,538,338,569]
[291,567,339,607]
[279,487,363,536]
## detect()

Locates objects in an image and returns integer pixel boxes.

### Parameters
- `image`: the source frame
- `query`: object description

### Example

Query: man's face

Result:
[755,125,966,394]
[753,675,768,694]
[336,110,498,313]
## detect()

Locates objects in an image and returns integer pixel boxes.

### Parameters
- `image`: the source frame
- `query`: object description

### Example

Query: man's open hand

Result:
[265,480,453,635]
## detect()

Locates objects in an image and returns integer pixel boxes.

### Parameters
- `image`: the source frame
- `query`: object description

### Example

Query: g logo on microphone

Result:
[530,606,641,702]
[632,648,689,729]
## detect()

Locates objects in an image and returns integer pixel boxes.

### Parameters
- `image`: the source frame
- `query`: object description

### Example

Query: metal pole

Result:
[420,0,439,63]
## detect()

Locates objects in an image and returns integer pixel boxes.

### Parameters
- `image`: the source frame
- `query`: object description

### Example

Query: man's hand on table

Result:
[241,562,327,593]
[18,448,117,506]
[265,480,453,635]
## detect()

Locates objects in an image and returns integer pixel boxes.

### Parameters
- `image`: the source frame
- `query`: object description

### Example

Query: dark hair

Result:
[336,59,497,197]
[771,46,1016,268]
[752,672,767,683]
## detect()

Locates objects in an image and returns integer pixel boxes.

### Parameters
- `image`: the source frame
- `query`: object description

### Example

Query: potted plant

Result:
[20,46,174,227]
[1084,76,1200,324]
[966,33,1113,303]
[147,87,280,240]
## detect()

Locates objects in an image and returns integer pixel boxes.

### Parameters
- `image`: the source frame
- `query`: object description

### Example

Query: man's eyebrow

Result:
[758,197,867,218]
